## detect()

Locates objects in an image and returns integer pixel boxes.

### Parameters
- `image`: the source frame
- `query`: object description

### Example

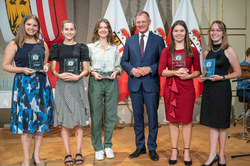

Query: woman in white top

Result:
[88,18,122,160]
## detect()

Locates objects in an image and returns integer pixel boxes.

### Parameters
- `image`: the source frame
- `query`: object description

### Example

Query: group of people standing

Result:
[2,10,241,166]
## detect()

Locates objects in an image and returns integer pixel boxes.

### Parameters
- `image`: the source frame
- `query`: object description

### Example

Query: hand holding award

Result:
[28,52,44,71]
[204,59,215,77]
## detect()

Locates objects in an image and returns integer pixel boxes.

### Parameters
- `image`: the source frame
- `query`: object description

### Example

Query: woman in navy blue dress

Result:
[2,14,53,166]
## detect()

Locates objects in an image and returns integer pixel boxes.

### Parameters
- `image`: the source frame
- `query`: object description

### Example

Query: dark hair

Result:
[90,18,115,44]
[13,14,42,48]
[207,20,229,51]
[246,47,250,57]
[169,20,193,57]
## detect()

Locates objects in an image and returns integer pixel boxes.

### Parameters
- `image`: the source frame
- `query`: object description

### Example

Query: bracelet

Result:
[222,75,226,81]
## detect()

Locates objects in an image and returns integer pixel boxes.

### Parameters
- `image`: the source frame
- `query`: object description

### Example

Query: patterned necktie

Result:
[140,35,145,58]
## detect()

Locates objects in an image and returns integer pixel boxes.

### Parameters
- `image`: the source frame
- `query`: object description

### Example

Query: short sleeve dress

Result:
[50,43,90,128]
[200,44,232,128]
[158,47,201,123]
[10,41,53,134]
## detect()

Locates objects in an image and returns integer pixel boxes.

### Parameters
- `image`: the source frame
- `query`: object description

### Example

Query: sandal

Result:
[169,147,179,165]
[183,148,192,166]
[75,153,84,165]
[64,154,73,165]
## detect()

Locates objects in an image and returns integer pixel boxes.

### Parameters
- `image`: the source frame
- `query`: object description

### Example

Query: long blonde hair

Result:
[207,20,229,51]
[90,18,115,44]
[169,20,193,57]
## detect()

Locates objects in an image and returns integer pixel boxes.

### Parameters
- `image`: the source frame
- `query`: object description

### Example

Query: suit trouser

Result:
[88,76,119,151]
[130,85,159,151]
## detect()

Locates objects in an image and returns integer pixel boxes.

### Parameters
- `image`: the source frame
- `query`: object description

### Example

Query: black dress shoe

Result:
[149,150,159,161]
[201,154,219,166]
[129,147,146,158]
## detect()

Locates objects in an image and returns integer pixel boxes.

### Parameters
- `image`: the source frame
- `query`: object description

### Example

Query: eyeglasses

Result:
[210,29,222,33]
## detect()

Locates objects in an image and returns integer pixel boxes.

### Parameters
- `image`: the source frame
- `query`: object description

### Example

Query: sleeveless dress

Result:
[158,47,201,123]
[10,42,53,134]
[200,44,232,128]
[50,43,90,129]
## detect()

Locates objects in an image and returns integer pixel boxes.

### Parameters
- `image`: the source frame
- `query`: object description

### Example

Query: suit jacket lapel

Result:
[134,34,141,58]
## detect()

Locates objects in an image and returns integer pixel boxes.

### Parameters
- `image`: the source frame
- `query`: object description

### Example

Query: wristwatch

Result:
[222,75,226,81]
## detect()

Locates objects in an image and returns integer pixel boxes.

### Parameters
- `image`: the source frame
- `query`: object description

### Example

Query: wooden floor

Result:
[0,122,249,166]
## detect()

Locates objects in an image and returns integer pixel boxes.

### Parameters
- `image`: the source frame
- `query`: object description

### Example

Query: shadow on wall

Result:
[0,108,11,128]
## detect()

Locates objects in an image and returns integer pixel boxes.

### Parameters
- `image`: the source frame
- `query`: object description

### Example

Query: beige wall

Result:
[0,0,249,124]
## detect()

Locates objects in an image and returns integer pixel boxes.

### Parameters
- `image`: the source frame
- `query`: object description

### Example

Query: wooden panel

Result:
[210,0,221,22]
[222,0,246,29]
[228,35,246,90]
[228,35,246,62]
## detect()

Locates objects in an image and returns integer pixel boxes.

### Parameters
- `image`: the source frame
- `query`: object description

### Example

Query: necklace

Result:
[212,46,222,52]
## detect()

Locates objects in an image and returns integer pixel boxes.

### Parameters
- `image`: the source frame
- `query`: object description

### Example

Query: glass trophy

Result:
[64,58,78,75]
[28,52,43,71]
[172,52,186,70]
[204,59,215,77]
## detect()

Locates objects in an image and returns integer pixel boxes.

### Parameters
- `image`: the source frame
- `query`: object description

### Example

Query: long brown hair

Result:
[207,20,229,51]
[13,14,42,48]
[169,20,193,57]
[246,47,250,57]
[90,18,115,44]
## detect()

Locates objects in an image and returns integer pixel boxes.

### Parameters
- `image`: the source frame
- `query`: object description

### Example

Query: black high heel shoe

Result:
[183,148,192,166]
[201,154,219,166]
[218,155,226,166]
[169,147,179,165]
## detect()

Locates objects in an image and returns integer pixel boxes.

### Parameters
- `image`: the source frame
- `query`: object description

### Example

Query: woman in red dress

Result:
[158,20,201,165]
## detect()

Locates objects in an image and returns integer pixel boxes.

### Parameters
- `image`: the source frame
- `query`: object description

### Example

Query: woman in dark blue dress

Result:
[2,14,53,166]
[199,21,241,166]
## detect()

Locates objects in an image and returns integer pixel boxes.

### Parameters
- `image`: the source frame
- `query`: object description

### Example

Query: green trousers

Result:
[88,75,119,151]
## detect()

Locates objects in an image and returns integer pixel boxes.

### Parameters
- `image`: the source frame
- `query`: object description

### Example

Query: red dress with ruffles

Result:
[158,47,201,123]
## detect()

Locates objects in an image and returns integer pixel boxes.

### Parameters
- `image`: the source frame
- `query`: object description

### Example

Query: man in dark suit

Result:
[121,11,165,161]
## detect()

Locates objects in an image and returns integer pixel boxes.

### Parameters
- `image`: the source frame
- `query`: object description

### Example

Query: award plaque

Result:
[28,52,43,71]
[204,59,216,77]
[64,58,78,75]
[172,53,186,70]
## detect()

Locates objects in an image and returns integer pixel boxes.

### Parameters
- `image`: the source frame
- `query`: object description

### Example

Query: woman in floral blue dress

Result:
[2,14,53,166]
